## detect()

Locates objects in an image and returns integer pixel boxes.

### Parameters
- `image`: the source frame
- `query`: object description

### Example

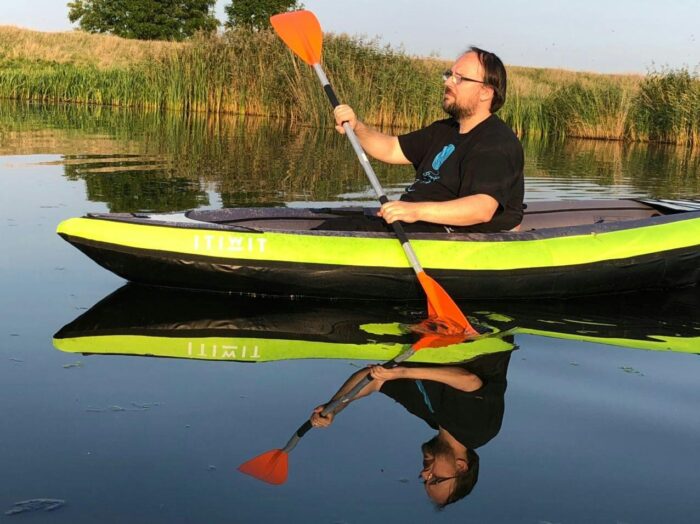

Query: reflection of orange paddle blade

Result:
[411,332,469,351]
[238,449,288,485]
[270,11,322,65]
[417,272,478,336]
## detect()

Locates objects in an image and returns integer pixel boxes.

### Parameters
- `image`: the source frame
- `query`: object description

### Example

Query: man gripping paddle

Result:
[310,351,513,508]
[323,47,524,234]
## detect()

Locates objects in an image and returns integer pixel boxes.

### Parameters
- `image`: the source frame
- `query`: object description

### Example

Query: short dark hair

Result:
[468,46,507,113]
[437,448,480,510]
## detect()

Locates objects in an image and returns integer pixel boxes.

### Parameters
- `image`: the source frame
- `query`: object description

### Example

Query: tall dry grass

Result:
[0,25,180,68]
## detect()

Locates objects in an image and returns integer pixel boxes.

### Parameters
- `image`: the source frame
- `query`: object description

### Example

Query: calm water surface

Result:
[1,103,699,523]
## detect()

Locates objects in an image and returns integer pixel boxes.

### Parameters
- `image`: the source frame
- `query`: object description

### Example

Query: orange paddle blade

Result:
[270,10,322,65]
[417,272,479,336]
[238,449,288,485]
[411,331,469,351]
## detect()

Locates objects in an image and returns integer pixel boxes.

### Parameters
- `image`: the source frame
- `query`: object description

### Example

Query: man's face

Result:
[442,52,488,120]
[420,437,462,505]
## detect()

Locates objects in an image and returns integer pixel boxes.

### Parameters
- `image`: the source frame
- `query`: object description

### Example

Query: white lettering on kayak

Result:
[193,234,267,254]
[187,342,260,360]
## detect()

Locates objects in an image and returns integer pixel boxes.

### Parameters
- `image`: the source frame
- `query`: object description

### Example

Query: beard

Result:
[442,90,476,120]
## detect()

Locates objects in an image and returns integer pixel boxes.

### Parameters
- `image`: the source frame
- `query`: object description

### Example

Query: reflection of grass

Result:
[1,102,699,212]
[0,102,415,210]
[523,136,700,197]
[1,27,699,146]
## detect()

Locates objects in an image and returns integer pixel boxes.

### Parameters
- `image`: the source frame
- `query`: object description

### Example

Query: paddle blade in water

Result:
[411,332,469,351]
[270,10,322,65]
[417,272,479,336]
[238,449,288,485]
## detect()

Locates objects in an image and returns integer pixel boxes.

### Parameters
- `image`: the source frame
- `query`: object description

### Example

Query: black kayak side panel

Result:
[61,234,700,300]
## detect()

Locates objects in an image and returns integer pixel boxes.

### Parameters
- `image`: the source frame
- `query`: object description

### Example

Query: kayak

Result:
[56,199,700,299]
[53,285,513,363]
[53,285,699,361]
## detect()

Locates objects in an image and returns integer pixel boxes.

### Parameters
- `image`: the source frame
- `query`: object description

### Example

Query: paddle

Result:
[237,330,468,485]
[270,10,477,337]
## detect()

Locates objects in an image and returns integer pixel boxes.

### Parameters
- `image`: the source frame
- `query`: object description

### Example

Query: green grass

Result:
[632,70,700,145]
[0,26,698,146]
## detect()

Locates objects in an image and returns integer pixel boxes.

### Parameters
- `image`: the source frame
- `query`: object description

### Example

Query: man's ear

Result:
[456,457,468,472]
[480,86,494,103]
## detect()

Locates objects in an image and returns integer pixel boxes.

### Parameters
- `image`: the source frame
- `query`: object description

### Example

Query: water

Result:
[1,102,699,523]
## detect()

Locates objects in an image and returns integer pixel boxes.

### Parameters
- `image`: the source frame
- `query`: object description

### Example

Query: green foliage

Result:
[544,82,632,139]
[633,70,700,146]
[67,0,219,41]
[1,26,699,147]
[224,0,302,30]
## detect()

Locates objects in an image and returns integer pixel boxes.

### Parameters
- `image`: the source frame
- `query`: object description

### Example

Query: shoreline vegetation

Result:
[0,26,698,147]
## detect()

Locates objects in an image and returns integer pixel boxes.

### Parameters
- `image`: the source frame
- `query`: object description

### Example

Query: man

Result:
[328,47,524,233]
[310,350,512,507]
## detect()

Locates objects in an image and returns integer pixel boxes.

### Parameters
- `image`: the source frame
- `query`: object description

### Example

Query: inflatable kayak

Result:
[53,285,513,363]
[56,199,700,299]
[53,285,699,361]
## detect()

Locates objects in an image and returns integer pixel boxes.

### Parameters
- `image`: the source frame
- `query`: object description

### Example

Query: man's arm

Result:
[370,365,483,393]
[310,368,384,428]
[310,364,483,428]
[379,194,499,226]
[334,105,411,165]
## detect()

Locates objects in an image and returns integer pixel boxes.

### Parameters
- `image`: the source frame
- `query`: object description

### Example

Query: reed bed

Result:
[0,26,698,146]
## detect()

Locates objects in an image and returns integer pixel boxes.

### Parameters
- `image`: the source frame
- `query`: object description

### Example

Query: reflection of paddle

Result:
[238,330,467,485]
[270,10,477,336]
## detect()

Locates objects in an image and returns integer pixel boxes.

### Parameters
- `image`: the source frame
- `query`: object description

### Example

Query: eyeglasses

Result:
[419,472,460,486]
[442,70,487,86]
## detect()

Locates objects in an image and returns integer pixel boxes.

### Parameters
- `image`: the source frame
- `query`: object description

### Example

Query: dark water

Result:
[1,102,699,523]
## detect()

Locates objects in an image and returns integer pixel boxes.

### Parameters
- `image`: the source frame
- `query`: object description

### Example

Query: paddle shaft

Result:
[280,344,416,453]
[312,64,424,275]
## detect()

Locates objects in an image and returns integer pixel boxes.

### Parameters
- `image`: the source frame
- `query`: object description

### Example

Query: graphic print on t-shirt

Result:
[406,143,455,192]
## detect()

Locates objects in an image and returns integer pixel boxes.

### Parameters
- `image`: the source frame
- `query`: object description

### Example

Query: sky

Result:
[1,0,698,74]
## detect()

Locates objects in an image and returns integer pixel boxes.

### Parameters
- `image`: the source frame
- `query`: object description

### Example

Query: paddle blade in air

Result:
[417,271,478,336]
[270,10,322,65]
[238,449,288,485]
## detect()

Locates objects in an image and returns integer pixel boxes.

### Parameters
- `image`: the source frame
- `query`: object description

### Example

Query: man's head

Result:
[442,47,507,119]
[420,435,480,508]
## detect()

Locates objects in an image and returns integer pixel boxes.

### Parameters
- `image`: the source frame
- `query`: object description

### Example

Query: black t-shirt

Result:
[379,351,512,449]
[398,115,524,232]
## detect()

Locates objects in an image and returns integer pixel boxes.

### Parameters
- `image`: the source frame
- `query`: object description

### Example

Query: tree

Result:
[67,0,219,41]
[224,0,302,31]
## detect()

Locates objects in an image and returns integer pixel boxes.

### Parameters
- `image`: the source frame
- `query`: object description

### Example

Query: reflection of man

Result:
[310,351,512,507]
[319,47,523,234]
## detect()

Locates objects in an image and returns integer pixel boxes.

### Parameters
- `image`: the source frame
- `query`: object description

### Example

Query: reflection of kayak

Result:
[53,286,699,362]
[56,199,700,299]
[476,287,699,354]
[52,286,513,363]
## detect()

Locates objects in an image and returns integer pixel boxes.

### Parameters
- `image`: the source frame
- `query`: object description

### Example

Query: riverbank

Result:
[0,26,698,146]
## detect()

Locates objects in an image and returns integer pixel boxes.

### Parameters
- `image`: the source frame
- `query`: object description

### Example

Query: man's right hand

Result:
[333,104,357,134]
[310,405,335,428]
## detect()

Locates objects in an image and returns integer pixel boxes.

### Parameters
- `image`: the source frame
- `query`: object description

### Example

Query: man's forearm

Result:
[379,194,499,227]
[400,366,483,392]
[414,194,498,226]
[353,121,410,165]
[324,368,381,416]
